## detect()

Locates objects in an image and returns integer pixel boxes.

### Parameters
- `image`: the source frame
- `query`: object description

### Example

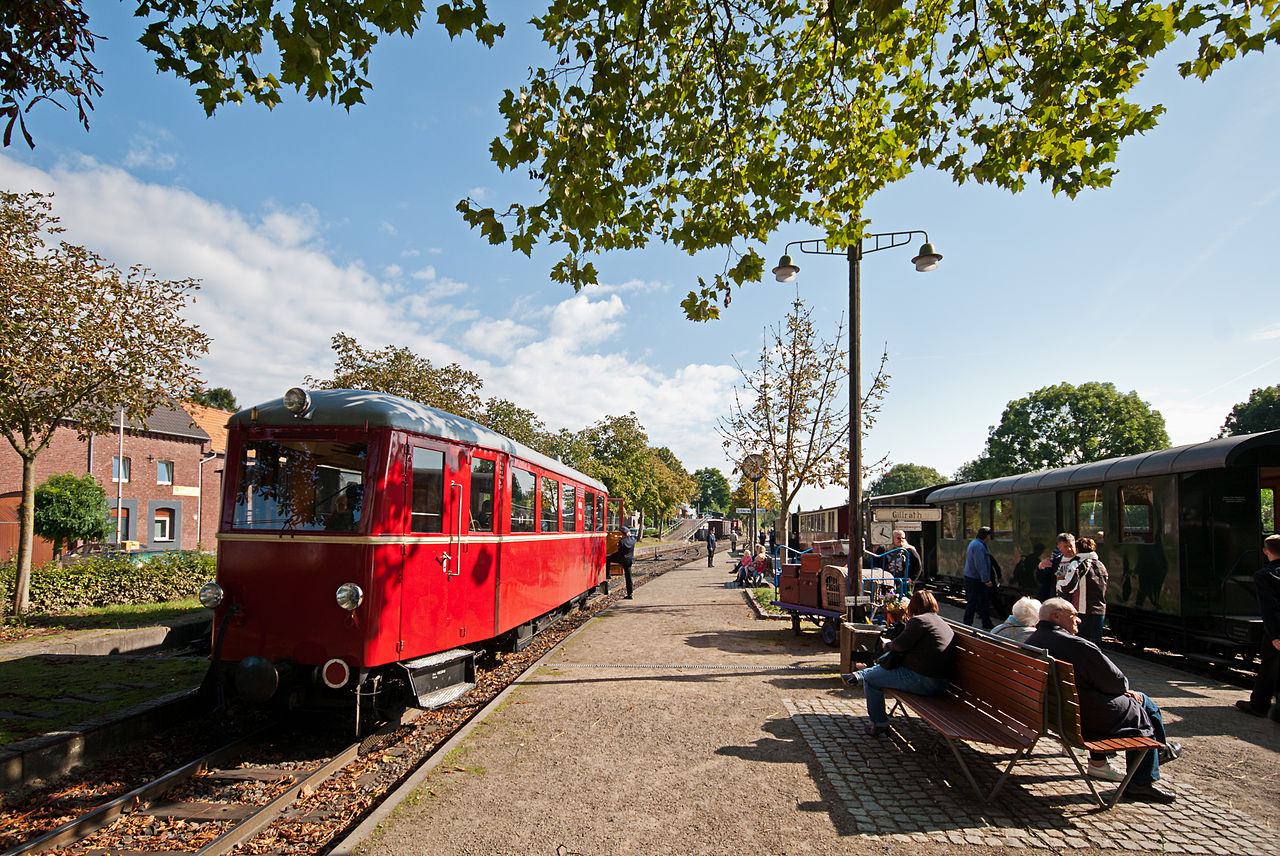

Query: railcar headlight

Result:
[198,581,224,609]
[283,387,311,415]
[336,582,364,611]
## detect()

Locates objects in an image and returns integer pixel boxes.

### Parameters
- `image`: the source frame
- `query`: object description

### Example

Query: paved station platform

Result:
[350,555,1280,856]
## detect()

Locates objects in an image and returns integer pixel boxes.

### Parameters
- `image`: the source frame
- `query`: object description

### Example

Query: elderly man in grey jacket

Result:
[1027,598,1182,804]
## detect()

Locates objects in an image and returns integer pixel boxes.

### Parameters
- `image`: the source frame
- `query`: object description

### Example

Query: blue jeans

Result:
[1080,614,1105,646]
[1090,692,1166,785]
[963,576,992,628]
[857,664,951,725]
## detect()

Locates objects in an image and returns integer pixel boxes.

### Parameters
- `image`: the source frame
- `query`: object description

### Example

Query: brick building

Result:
[0,401,232,562]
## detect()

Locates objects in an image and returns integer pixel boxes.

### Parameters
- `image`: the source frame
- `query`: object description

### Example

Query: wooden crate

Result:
[840,622,882,673]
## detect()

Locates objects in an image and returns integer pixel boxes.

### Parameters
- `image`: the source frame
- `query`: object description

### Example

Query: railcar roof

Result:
[927,429,1280,503]
[227,389,607,492]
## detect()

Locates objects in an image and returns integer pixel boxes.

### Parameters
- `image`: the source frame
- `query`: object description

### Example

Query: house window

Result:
[154,508,174,542]
[112,456,131,483]
[157,460,174,485]
[112,507,130,543]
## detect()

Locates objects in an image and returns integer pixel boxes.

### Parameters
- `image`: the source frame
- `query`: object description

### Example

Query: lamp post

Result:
[772,231,941,599]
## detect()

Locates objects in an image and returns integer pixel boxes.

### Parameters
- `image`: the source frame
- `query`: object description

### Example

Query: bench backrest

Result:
[950,633,1052,735]
[1045,658,1088,748]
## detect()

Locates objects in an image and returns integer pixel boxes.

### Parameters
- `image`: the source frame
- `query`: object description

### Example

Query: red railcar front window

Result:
[231,439,367,532]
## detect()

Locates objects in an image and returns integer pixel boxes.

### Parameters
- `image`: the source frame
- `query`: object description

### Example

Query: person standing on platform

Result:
[1036,534,1076,602]
[1237,534,1280,720]
[608,526,637,599]
[1061,536,1109,646]
[706,527,717,567]
[729,528,738,555]
[963,526,996,629]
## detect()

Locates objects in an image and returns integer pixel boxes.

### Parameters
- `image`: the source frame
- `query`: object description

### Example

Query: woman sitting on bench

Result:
[841,590,956,737]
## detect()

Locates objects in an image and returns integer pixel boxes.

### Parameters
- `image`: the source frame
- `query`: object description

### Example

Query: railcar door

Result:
[400,442,457,655]
[455,451,500,640]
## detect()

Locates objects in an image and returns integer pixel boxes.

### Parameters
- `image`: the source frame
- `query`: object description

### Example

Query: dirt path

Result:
[356,556,1280,856]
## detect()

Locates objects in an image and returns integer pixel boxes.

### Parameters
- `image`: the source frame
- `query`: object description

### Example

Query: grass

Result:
[0,599,203,643]
[0,654,207,745]
[751,586,786,615]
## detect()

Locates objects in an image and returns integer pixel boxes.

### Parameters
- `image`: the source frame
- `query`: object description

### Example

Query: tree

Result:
[0,190,209,613]
[718,296,889,536]
[305,332,485,421]
[34,472,111,556]
[573,413,655,509]
[692,467,731,513]
[481,397,547,450]
[729,476,779,523]
[869,463,947,497]
[189,386,238,411]
[647,447,697,529]
[957,381,1170,481]
[1219,385,1280,437]
[1,1,103,147]
[8,5,1279,319]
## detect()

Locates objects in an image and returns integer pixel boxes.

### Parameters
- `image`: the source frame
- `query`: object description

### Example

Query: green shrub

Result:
[0,551,215,613]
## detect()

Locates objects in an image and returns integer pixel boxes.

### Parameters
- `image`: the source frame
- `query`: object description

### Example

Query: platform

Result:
[344,554,1280,855]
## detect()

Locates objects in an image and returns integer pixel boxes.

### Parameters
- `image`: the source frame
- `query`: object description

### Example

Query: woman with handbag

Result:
[840,590,956,737]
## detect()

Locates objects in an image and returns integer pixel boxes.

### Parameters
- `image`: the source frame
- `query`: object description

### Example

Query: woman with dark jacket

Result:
[840,590,956,737]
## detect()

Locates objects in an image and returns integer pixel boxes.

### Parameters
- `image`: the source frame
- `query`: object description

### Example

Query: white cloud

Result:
[1251,324,1280,341]
[123,127,178,171]
[379,220,398,236]
[0,153,740,474]
[466,186,490,201]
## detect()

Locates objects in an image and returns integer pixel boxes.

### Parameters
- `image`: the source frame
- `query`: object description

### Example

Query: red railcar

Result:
[200,388,621,723]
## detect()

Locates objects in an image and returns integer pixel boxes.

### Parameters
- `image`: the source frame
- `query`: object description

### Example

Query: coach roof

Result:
[227,388,607,492]
[927,429,1280,503]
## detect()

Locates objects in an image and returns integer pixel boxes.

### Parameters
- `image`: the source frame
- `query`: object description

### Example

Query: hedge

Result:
[0,551,215,613]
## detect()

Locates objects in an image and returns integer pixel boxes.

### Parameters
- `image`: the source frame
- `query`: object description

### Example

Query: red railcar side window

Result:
[596,496,606,532]
[563,485,577,532]
[541,476,560,532]
[411,448,444,534]
[585,490,596,531]
[232,439,366,531]
[470,458,495,532]
[511,468,536,532]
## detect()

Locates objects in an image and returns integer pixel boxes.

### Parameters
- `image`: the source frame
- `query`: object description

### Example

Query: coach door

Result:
[455,451,500,638]
[401,442,457,654]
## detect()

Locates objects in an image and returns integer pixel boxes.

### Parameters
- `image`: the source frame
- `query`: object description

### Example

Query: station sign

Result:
[871,506,941,522]
[735,508,752,514]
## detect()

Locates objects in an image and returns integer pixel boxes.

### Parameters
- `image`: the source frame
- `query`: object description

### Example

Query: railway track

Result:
[0,546,701,856]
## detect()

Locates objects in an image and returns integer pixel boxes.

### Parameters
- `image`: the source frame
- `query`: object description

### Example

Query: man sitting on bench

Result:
[1027,598,1182,804]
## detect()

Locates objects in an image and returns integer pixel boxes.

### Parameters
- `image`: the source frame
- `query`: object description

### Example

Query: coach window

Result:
[962,502,981,539]
[470,458,496,532]
[563,484,577,532]
[990,498,1013,541]
[942,504,958,540]
[585,490,596,531]
[1264,488,1276,534]
[1076,488,1104,541]
[1119,484,1155,543]
[411,448,445,534]
[541,476,560,532]
[511,468,536,532]
[596,495,606,532]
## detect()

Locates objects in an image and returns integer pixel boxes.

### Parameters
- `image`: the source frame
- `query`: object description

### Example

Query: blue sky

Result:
[4,5,1278,511]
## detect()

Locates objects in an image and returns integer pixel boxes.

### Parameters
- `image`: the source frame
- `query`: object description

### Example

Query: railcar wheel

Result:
[821,618,839,647]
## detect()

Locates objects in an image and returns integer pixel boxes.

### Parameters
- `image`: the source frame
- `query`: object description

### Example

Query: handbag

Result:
[876,649,904,670]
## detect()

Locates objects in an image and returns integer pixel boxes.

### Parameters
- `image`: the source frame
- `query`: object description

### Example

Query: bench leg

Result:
[1060,745,1106,808]
[1107,748,1152,810]
[987,738,1039,802]
[941,736,988,801]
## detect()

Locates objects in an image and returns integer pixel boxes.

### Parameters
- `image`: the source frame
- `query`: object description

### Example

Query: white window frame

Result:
[154,508,174,542]
[157,460,174,485]
[112,456,131,483]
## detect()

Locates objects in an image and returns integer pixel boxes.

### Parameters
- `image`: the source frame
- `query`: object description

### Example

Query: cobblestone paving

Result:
[785,697,1273,854]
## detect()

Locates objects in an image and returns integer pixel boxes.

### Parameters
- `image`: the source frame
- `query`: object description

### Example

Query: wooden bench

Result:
[884,630,1051,802]
[1044,657,1165,808]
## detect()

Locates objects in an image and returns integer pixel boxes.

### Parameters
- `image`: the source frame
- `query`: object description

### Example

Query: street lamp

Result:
[772,231,941,600]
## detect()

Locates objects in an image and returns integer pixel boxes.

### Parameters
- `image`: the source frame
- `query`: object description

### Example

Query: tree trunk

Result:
[12,452,37,614]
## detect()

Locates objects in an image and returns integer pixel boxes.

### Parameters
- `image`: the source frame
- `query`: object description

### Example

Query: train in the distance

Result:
[199,388,622,727]
[816,430,1280,663]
